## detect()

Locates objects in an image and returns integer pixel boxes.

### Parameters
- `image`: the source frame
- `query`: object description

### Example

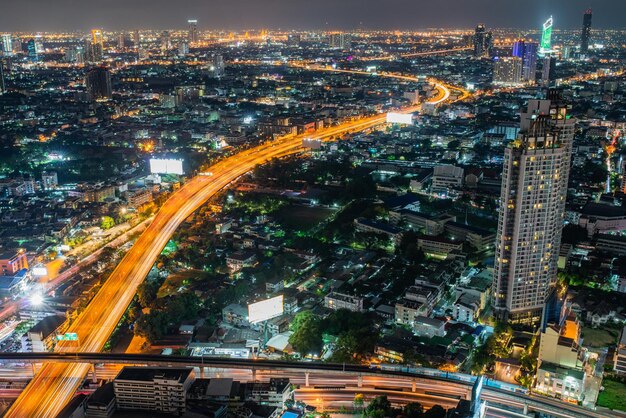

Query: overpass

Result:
[0,352,617,418]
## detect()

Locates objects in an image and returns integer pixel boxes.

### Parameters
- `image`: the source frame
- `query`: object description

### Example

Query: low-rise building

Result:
[431,164,464,195]
[614,325,626,376]
[86,382,116,418]
[114,367,195,415]
[226,251,257,272]
[0,249,28,275]
[324,292,364,312]
[535,362,586,403]
[21,314,66,352]
[413,316,446,338]
[222,304,249,328]
[417,235,463,258]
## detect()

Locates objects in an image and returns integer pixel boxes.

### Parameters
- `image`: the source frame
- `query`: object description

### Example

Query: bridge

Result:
[0,352,619,418]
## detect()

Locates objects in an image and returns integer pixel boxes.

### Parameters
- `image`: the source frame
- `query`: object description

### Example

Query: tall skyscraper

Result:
[473,24,493,58]
[160,31,171,52]
[1,34,13,57]
[512,40,538,83]
[329,33,352,51]
[493,57,523,86]
[541,56,557,87]
[26,39,38,61]
[89,29,104,62]
[133,30,141,49]
[540,16,554,56]
[580,9,592,54]
[86,66,112,100]
[0,62,5,94]
[188,19,198,44]
[117,32,127,50]
[493,91,574,324]
[212,54,225,77]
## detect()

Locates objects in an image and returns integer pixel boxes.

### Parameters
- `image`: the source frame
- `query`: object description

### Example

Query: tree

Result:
[137,280,160,308]
[366,396,391,417]
[403,402,424,418]
[447,139,461,150]
[100,216,115,230]
[423,405,446,418]
[561,224,588,245]
[288,311,323,356]
[353,393,365,411]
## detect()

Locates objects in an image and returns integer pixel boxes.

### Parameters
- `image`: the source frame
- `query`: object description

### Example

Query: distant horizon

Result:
[1,0,624,33]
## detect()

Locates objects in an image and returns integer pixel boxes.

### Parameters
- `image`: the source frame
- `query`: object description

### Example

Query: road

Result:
[5,74,459,416]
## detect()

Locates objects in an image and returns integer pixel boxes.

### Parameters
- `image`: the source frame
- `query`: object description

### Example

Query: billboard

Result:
[56,332,78,341]
[386,112,413,125]
[31,265,48,277]
[248,295,284,324]
[149,158,184,175]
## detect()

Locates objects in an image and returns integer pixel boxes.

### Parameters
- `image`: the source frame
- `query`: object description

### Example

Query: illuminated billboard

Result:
[540,16,553,54]
[248,295,284,324]
[386,112,413,125]
[31,265,48,277]
[149,158,184,175]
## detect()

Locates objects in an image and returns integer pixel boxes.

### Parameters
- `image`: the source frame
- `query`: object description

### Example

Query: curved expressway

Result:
[5,78,457,417]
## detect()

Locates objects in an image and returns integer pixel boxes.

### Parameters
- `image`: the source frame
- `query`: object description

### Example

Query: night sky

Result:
[2,0,624,32]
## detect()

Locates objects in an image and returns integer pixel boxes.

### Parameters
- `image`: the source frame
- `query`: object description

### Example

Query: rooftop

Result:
[115,366,193,383]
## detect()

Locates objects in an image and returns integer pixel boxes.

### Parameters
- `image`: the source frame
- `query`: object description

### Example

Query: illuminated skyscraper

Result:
[86,66,112,100]
[188,19,198,43]
[473,24,493,58]
[0,62,5,94]
[118,32,127,50]
[212,54,225,77]
[89,29,104,61]
[540,17,553,56]
[512,40,538,83]
[580,9,592,54]
[133,30,140,48]
[493,57,523,86]
[329,33,352,51]
[26,39,38,61]
[493,91,574,324]
[1,34,13,57]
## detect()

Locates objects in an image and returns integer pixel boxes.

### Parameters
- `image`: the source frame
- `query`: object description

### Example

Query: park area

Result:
[597,379,626,412]
[276,204,336,230]
[580,327,619,348]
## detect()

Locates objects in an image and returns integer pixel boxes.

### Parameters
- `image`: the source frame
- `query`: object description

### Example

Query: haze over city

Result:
[1,0,625,31]
[2,1,626,418]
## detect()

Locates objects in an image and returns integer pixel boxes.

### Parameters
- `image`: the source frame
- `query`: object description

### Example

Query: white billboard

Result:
[149,158,184,175]
[248,295,284,324]
[31,265,48,277]
[386,112,414,125]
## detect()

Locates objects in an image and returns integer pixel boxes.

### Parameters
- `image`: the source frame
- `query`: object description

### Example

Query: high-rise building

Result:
[91,29,104,60]
[540,16,554,56]
[42,171,58,190]
[160,31,171,52]
[26,39,38,61]
[580,9,592,54]
[1,34,12,57]
[473,24,493,58]
[493,91,575,324]
[188,19,198,44]
[178,41,189,56]
[86,66,112,100]
[493,57,523,86]
[329,33,352,51]
[0,62,5,94]
[212,54,225,77]
[117,32,127,50]
[133,30,141,49]
[512,40,538,83]
[541,56,557,87]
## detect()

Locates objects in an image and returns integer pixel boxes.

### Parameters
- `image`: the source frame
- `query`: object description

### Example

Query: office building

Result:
[188,19,198,43]
[540,16,553,56]
[0,63,4,94]
[133,30,140,48]
[493,92,575,324]
[41,171,58,190]
[213,54,225,77]
[0,249,28,276]
[493,57,523,86]
[117,32,127,49]
[512,40,538,83]
[178,41,189,56]
[21,315,66,352]
[541,56,557,87]
[90,29,104,61]
[324,292,364,312]
[580,9,592,54]
[26,39,37,60]
[114,367,195,415]
[160,31,171,52]
[86,67,112,100]
[431,164,464,194]
[1,34,12,56]
[329,33,352,50]
[473,24,492,58]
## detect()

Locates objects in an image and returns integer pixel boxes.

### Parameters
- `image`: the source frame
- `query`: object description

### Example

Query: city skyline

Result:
[0,0,623,32]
